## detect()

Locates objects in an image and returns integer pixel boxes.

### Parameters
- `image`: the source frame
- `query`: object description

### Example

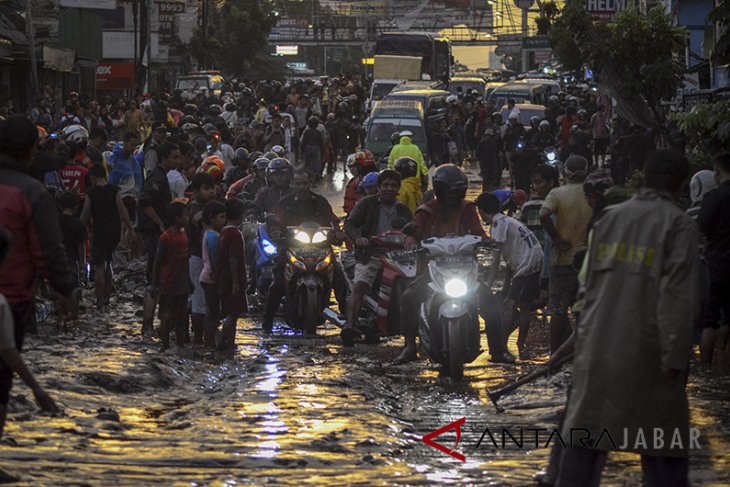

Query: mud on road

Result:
[1,169,728,486]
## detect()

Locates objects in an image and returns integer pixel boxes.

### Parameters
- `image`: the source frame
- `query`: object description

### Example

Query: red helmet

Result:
[354,149,376,171]
[199,155,225,181]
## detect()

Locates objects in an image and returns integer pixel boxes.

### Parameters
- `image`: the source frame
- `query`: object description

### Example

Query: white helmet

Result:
[689,170,718,205]
[346,153,357,168]
[62,124,89,144]
[446,94,459,104]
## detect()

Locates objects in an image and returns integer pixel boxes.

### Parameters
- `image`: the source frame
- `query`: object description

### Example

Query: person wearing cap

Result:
[556,150,698,486]
[493,188,527,216]
[387,131,427,189]
[143,123,168,173]
[539,155,593,353]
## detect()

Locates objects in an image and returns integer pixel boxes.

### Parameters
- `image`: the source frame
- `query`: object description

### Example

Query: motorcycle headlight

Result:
[444,278,467,298]
[294,230,311,244]
[262,239,277,256]
[547,151,556,161]
[311,230,328,244]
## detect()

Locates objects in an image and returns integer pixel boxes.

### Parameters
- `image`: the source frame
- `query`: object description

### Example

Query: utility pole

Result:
[26,0,39,107]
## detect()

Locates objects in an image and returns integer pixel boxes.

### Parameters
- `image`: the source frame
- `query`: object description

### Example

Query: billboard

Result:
[96,63,136,90]
[585,0,629,20]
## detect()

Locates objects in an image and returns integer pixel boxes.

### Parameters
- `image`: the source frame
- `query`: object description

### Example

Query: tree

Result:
[535,1,560,36]
[708,1,730,65]
[549,0,687,132]
[189,0,279,76]
[674,99,730,173]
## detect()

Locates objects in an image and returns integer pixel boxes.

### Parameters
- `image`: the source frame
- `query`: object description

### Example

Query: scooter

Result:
[284,222,336,335]
[333,226,418,341]
[412,232,487,381]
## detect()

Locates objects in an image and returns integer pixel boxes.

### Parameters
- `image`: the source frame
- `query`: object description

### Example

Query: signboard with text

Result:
[156,1,185,40]
[585,0,628,20]
[96,63,136,90]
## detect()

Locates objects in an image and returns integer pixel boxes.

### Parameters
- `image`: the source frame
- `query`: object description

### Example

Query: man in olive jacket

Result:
[341,170,412,346]
[557,150,699,487]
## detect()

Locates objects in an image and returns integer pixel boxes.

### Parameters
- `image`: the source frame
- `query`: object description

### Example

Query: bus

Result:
[374,32,452,82]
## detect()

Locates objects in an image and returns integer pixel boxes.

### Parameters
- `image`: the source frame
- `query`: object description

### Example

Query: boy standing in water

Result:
[151,201,191,350]
[217,199,248,350]
[81,165,134,309]
[199,201,226,348]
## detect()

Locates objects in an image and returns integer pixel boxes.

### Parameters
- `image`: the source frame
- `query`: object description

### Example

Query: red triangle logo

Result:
[422,417,467,462]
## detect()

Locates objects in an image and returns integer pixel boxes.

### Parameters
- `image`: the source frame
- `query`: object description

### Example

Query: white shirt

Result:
[167,169,189,199]
[490,213,543,277]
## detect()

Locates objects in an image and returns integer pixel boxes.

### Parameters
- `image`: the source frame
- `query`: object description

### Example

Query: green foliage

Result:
[190,0,279,76]
[549,2,687,128]
[708,1,730,65]
[674,99,730,173]
[535,1,561,36]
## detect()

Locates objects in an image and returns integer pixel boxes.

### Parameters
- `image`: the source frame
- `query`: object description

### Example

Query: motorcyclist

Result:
[261,169,348,332]
[254,157,294,214]
[379,132,401,169]
[341,169,413,346]
[359,171,380,196]
[388,131,428,191]
[393,164,512,365]
[393,156,422,214]
[225,152,264,200]
[224,147,250,187]
[531,120,555,152]
[511,136,541,193]
[344,150,377,215]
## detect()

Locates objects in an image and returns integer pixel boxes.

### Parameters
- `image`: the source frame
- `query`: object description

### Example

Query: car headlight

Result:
[311,230,328,244]
[444,278,467,298]
[294,230,311,244]
[262,239,277,256]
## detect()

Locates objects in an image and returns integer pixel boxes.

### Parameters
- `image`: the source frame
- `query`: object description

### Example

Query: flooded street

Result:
[1,169,728,486]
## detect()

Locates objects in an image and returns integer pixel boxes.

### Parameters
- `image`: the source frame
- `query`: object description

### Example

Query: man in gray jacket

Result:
[557,149,698,486]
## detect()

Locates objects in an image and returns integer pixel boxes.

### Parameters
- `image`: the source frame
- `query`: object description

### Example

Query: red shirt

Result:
[59,164,89,196]
[216,225,247,296]
[413,199,486,240]
[156,228,191,295]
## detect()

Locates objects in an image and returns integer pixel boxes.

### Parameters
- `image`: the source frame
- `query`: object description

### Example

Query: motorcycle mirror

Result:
[402,222,419,237]
[391,217,407,230]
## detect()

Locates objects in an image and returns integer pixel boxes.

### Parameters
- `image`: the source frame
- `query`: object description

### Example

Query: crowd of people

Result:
[0,72,726,486]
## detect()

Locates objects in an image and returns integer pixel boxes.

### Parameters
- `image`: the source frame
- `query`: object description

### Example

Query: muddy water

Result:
[1,168,728,485]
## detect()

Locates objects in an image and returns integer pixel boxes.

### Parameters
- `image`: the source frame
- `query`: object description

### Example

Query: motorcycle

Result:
[412,232,487,381]
[333,225,418,341]
[284,222,336,335]
[254,221,279,301]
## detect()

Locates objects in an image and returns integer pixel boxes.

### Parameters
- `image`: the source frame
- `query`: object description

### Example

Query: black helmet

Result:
[234,147,249,161]
[247,151,263,164]
[254,157,271,171]
[180,115,197,126]
[263,151,277,160]
[391,131,401,144]
[530,116,541,125]
[393,157,418,179]
[224,102,237,112]
[266,157,293,178]
[209,104,223,115]
[432,164,468,201]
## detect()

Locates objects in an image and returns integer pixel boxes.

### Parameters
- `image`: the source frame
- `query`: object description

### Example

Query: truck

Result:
[374,32,452,83]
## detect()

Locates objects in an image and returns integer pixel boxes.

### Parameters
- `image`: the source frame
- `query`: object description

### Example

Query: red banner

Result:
[96,63,136,91]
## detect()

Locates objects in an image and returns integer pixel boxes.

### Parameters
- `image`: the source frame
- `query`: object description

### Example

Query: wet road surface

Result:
[1,167,728,485]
